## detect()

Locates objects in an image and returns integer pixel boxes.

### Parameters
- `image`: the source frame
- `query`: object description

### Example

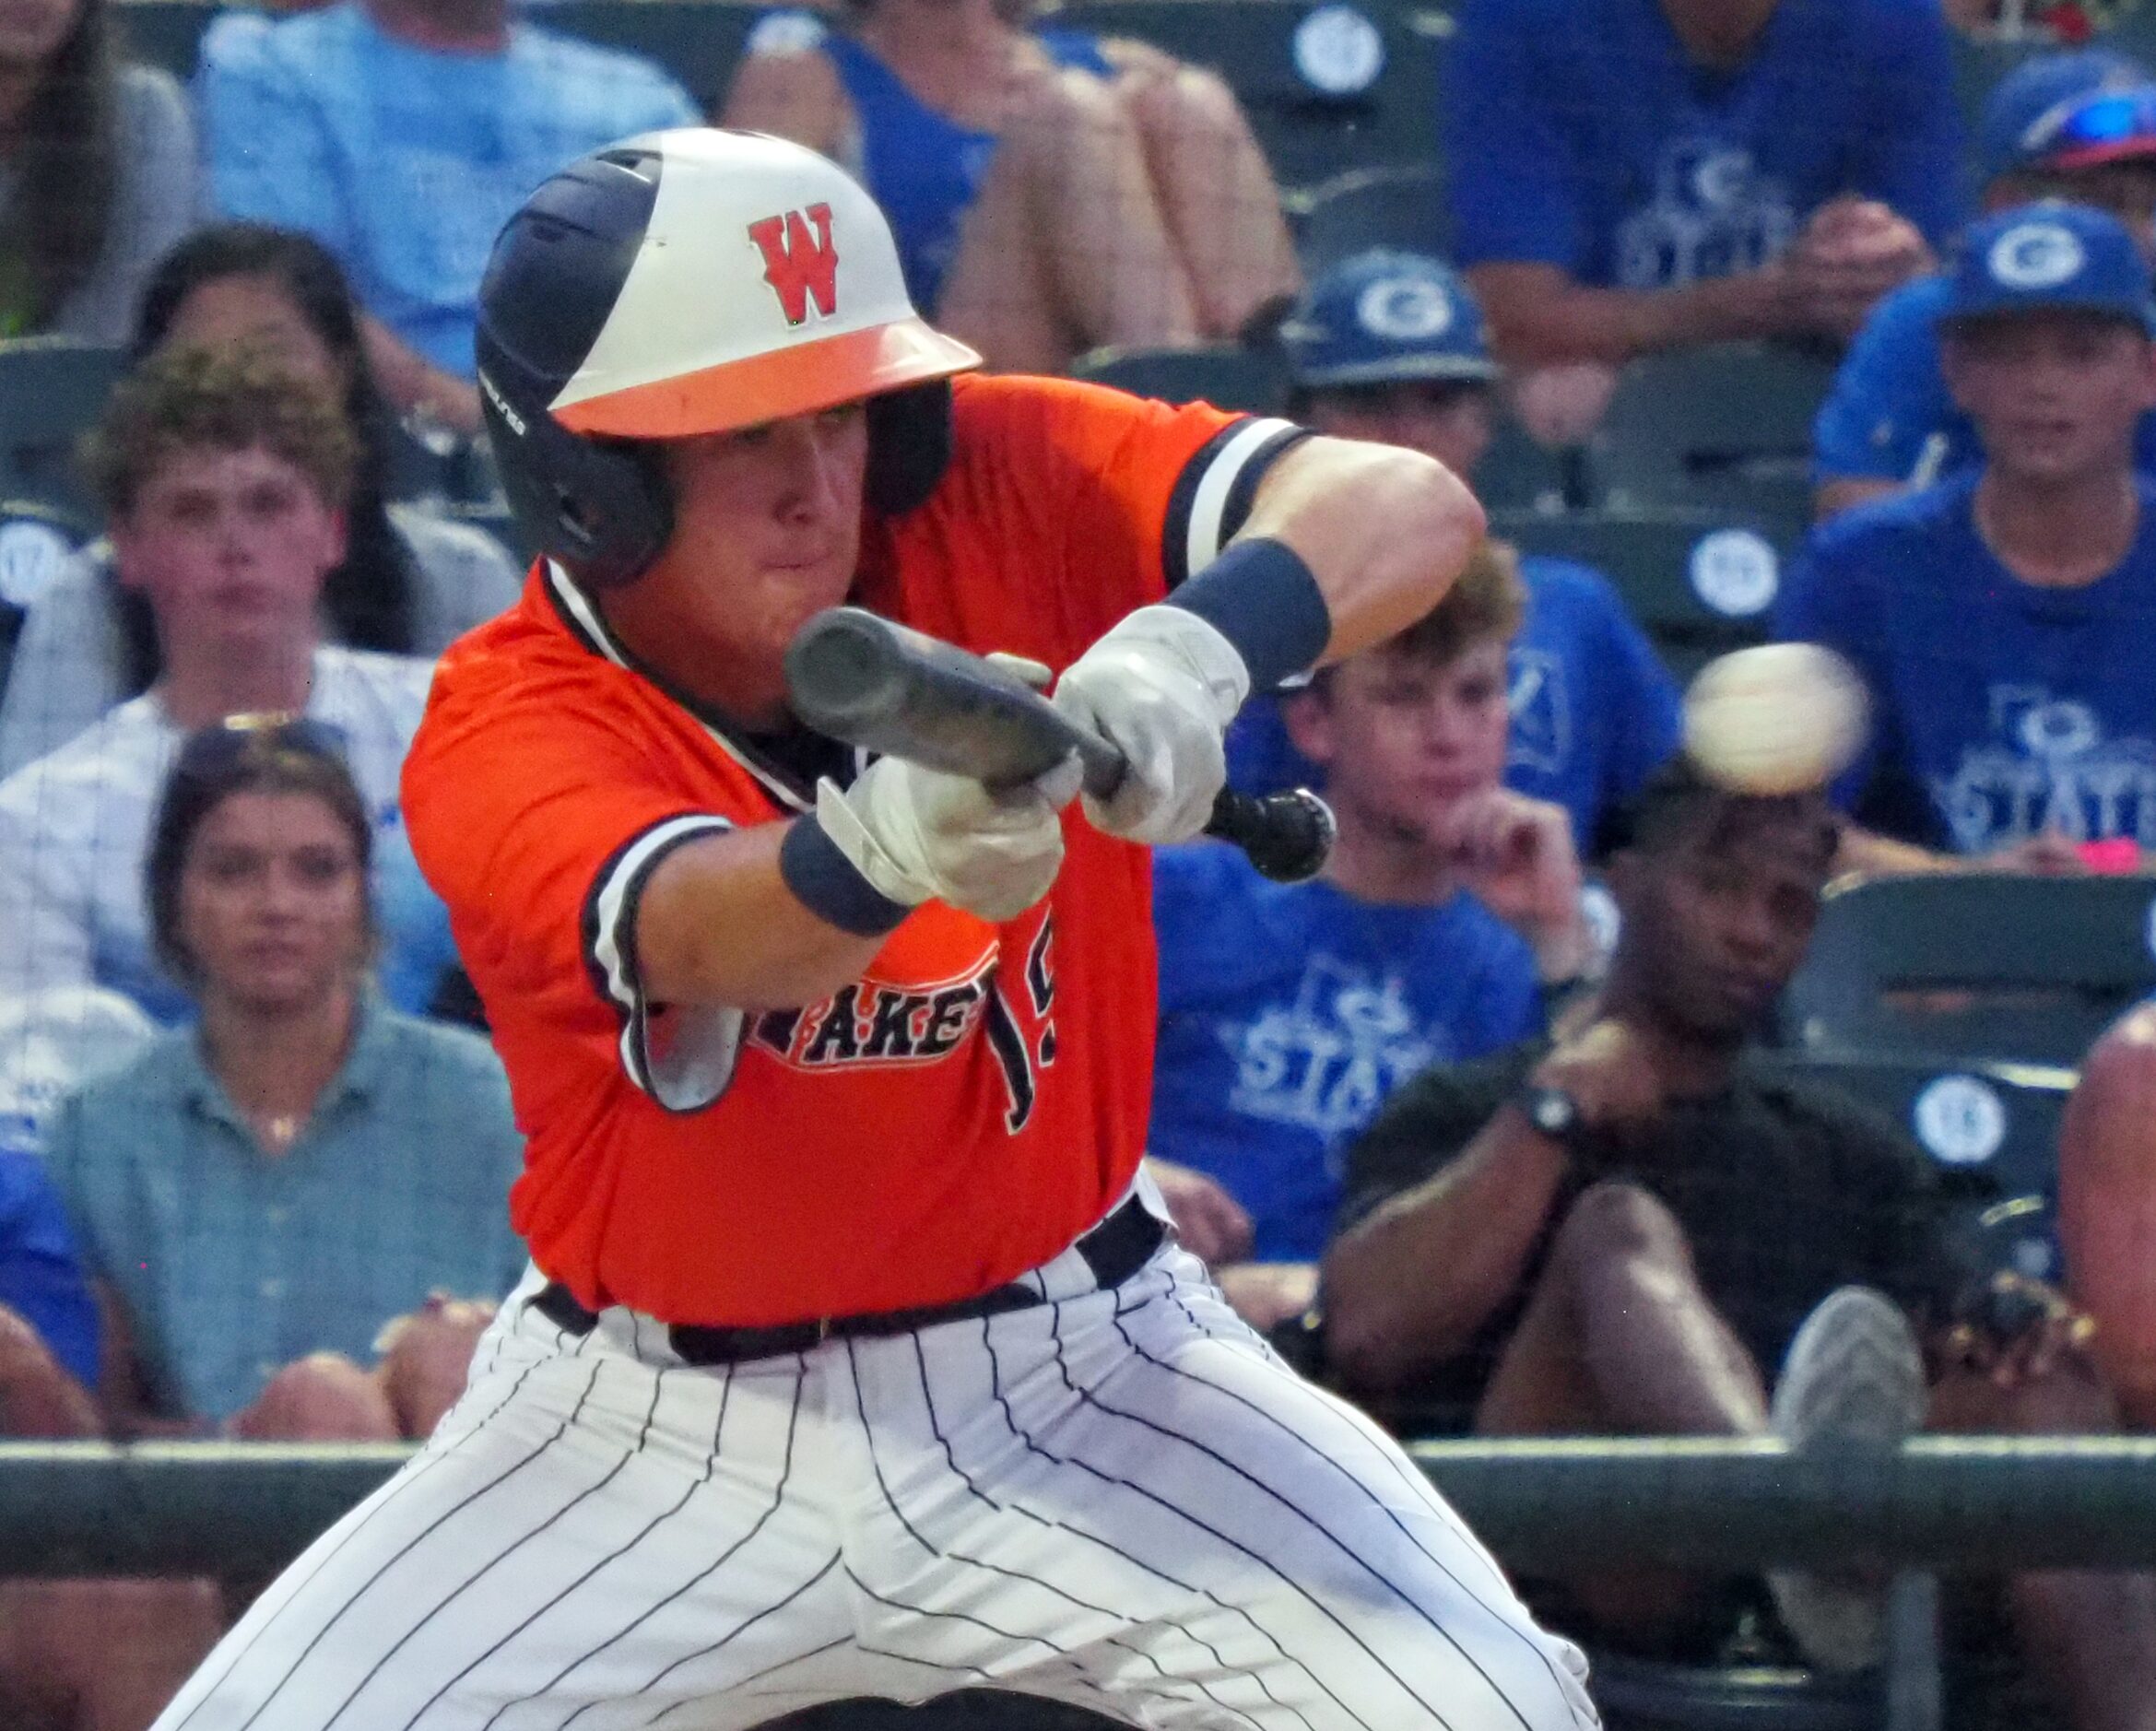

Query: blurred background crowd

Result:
[2,0,2156,1725]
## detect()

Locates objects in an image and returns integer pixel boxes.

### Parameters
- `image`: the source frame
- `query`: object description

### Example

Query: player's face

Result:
[177,790,370,1016]
[615,404,869,727]
[1615,806,1829,1042]
[1305,383,1494,480]
[1283,636,1509,849]
[161,276,348,394]
[1943,312,2156,486]
[110,445,348,660]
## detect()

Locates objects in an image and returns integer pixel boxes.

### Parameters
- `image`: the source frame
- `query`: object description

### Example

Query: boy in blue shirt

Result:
[1230,249,1682,853]
[1781,202,2156,872]
[1150,541,1593,1311]
[1446,0,1957,442]
[1816,49,2156,520]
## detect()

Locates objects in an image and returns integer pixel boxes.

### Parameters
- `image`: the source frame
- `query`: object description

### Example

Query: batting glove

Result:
[1053,606,1250,845]
[812,752,1081,925]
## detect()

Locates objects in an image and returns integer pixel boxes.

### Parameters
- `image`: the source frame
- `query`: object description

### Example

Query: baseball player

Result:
[150,129,1596,1731]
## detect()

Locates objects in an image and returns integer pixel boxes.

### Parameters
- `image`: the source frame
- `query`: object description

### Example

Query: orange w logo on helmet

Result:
[748,204,840,326]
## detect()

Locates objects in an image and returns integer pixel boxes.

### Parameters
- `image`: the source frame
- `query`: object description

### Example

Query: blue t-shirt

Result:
[0,1146,99,1388]
[1445,0,1963,288]
[1816,273,2156,485]
[1779,470,2156,852]
[1149,843,1544,1261]
[1226,557,1682,851]
[821,29,1114,312]
[200,4,699,378]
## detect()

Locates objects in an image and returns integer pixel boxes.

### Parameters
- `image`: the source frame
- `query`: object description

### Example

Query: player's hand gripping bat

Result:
[784,607,1337,883]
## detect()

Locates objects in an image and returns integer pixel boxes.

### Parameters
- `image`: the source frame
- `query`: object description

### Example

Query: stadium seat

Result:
[1773,1050,2074,1283]
[1070,341,1290,413]
[1488,506,1785,680]
[1063,0,1446,188]
[1781,873,2156,1069]
[1592,344,1836,524]
[0,338,125,523]
[1289,160,1451,274]
[1588,1650,1879,1731]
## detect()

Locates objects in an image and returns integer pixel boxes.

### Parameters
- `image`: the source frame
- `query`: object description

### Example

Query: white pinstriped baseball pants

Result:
[151,1235,1597,1731]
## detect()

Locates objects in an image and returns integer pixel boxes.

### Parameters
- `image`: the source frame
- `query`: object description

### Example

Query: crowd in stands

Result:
[0,0,2151,1724]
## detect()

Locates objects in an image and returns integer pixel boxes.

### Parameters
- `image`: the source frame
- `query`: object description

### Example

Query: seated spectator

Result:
[1149,543,1592,1325]
[45,719,524,1439]
[721,0,1298,374]
[0,985,153,1157]
[0,223,524,776]
[0,0,195,341]
[0,1148,221,1731]
[1321,759,2156,1723]
[1781,203,2156,873]
[2061,999,2156,1429]
[1229,250,1682,852]
[1446,0,1959,445]
[1817,50,2156,520]
[0,347,455,1021]
[196,0,699,433]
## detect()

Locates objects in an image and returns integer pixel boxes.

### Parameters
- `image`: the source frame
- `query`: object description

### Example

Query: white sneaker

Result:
[1765,1286,1928,1672]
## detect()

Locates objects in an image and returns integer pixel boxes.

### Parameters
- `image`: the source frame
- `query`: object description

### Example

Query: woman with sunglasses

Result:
[0,344,457,1025]
[41,716,523,1442]
[0,223,524,776]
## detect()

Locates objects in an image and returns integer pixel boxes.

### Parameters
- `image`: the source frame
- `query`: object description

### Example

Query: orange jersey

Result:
[404,375,1302,1325]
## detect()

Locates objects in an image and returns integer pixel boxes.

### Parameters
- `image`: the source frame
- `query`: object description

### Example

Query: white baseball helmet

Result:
[476,128,982,586]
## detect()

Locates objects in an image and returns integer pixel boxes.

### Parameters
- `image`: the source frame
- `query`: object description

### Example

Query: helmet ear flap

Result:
[481,386,673,590]
[865,381,954,517]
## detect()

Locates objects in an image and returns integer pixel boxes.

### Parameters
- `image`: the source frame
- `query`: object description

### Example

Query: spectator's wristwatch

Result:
[1514,1082,1585,1147]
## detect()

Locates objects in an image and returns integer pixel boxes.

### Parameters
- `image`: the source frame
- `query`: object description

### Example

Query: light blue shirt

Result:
[45,999,527,1422]
[199,3,699,378]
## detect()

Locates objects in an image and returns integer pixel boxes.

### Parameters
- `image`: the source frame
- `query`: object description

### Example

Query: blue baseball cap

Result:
[1277,249,1498,390]
[1943,202,2156,333]
[1980,48,2156,181]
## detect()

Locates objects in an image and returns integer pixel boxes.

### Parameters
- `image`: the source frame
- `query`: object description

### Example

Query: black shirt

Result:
[1336,1040,1984,1425]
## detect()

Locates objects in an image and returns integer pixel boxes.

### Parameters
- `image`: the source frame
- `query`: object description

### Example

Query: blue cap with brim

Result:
[1942,202,2156,335]
[1980,49,2156,181]
[1278,249,1500,390]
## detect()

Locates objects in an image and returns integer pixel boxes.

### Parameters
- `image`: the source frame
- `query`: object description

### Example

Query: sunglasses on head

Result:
[2022,87,2156,162]
[170,712,348,780]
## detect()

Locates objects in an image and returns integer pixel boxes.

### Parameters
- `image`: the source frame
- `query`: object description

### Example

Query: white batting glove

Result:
[1052,606,1250,845]
[812,752,1081,924]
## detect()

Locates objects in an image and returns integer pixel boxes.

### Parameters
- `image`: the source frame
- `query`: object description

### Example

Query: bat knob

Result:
[1207,787,1337,883]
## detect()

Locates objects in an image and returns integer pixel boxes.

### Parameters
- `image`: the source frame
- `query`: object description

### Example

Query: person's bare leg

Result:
[938,65,1197,373]
[0,1578,224,1731]
[1113,57,1302,338]
[1475,1181,1769,1646]
[1933,1360,2156,1731]
[230,1351,399,1442]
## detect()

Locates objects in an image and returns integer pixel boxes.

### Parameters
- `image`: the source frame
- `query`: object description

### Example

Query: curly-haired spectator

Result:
[1321,760,2156,1725]
[0,347,455,1020]
[1817,50,2156,520]
[1149,542,1592,1328]
[721,0,1298,373]
[1781,203,2156,873]
[197,0,698,433]
[0,224,524,778]
[45,718,524,1440]
[1446,0,1961,445]
[1227,250,1682,852]
[0,0,195,341]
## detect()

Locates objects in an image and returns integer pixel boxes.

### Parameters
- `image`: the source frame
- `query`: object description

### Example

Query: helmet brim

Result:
[554,317,983,439]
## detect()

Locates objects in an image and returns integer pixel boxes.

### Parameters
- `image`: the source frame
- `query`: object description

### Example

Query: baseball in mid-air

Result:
[1682,643,1869,796]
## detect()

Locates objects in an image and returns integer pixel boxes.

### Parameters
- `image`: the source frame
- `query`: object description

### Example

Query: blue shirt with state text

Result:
[1149,842,1543,1261]
[1779,470,2156,852]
